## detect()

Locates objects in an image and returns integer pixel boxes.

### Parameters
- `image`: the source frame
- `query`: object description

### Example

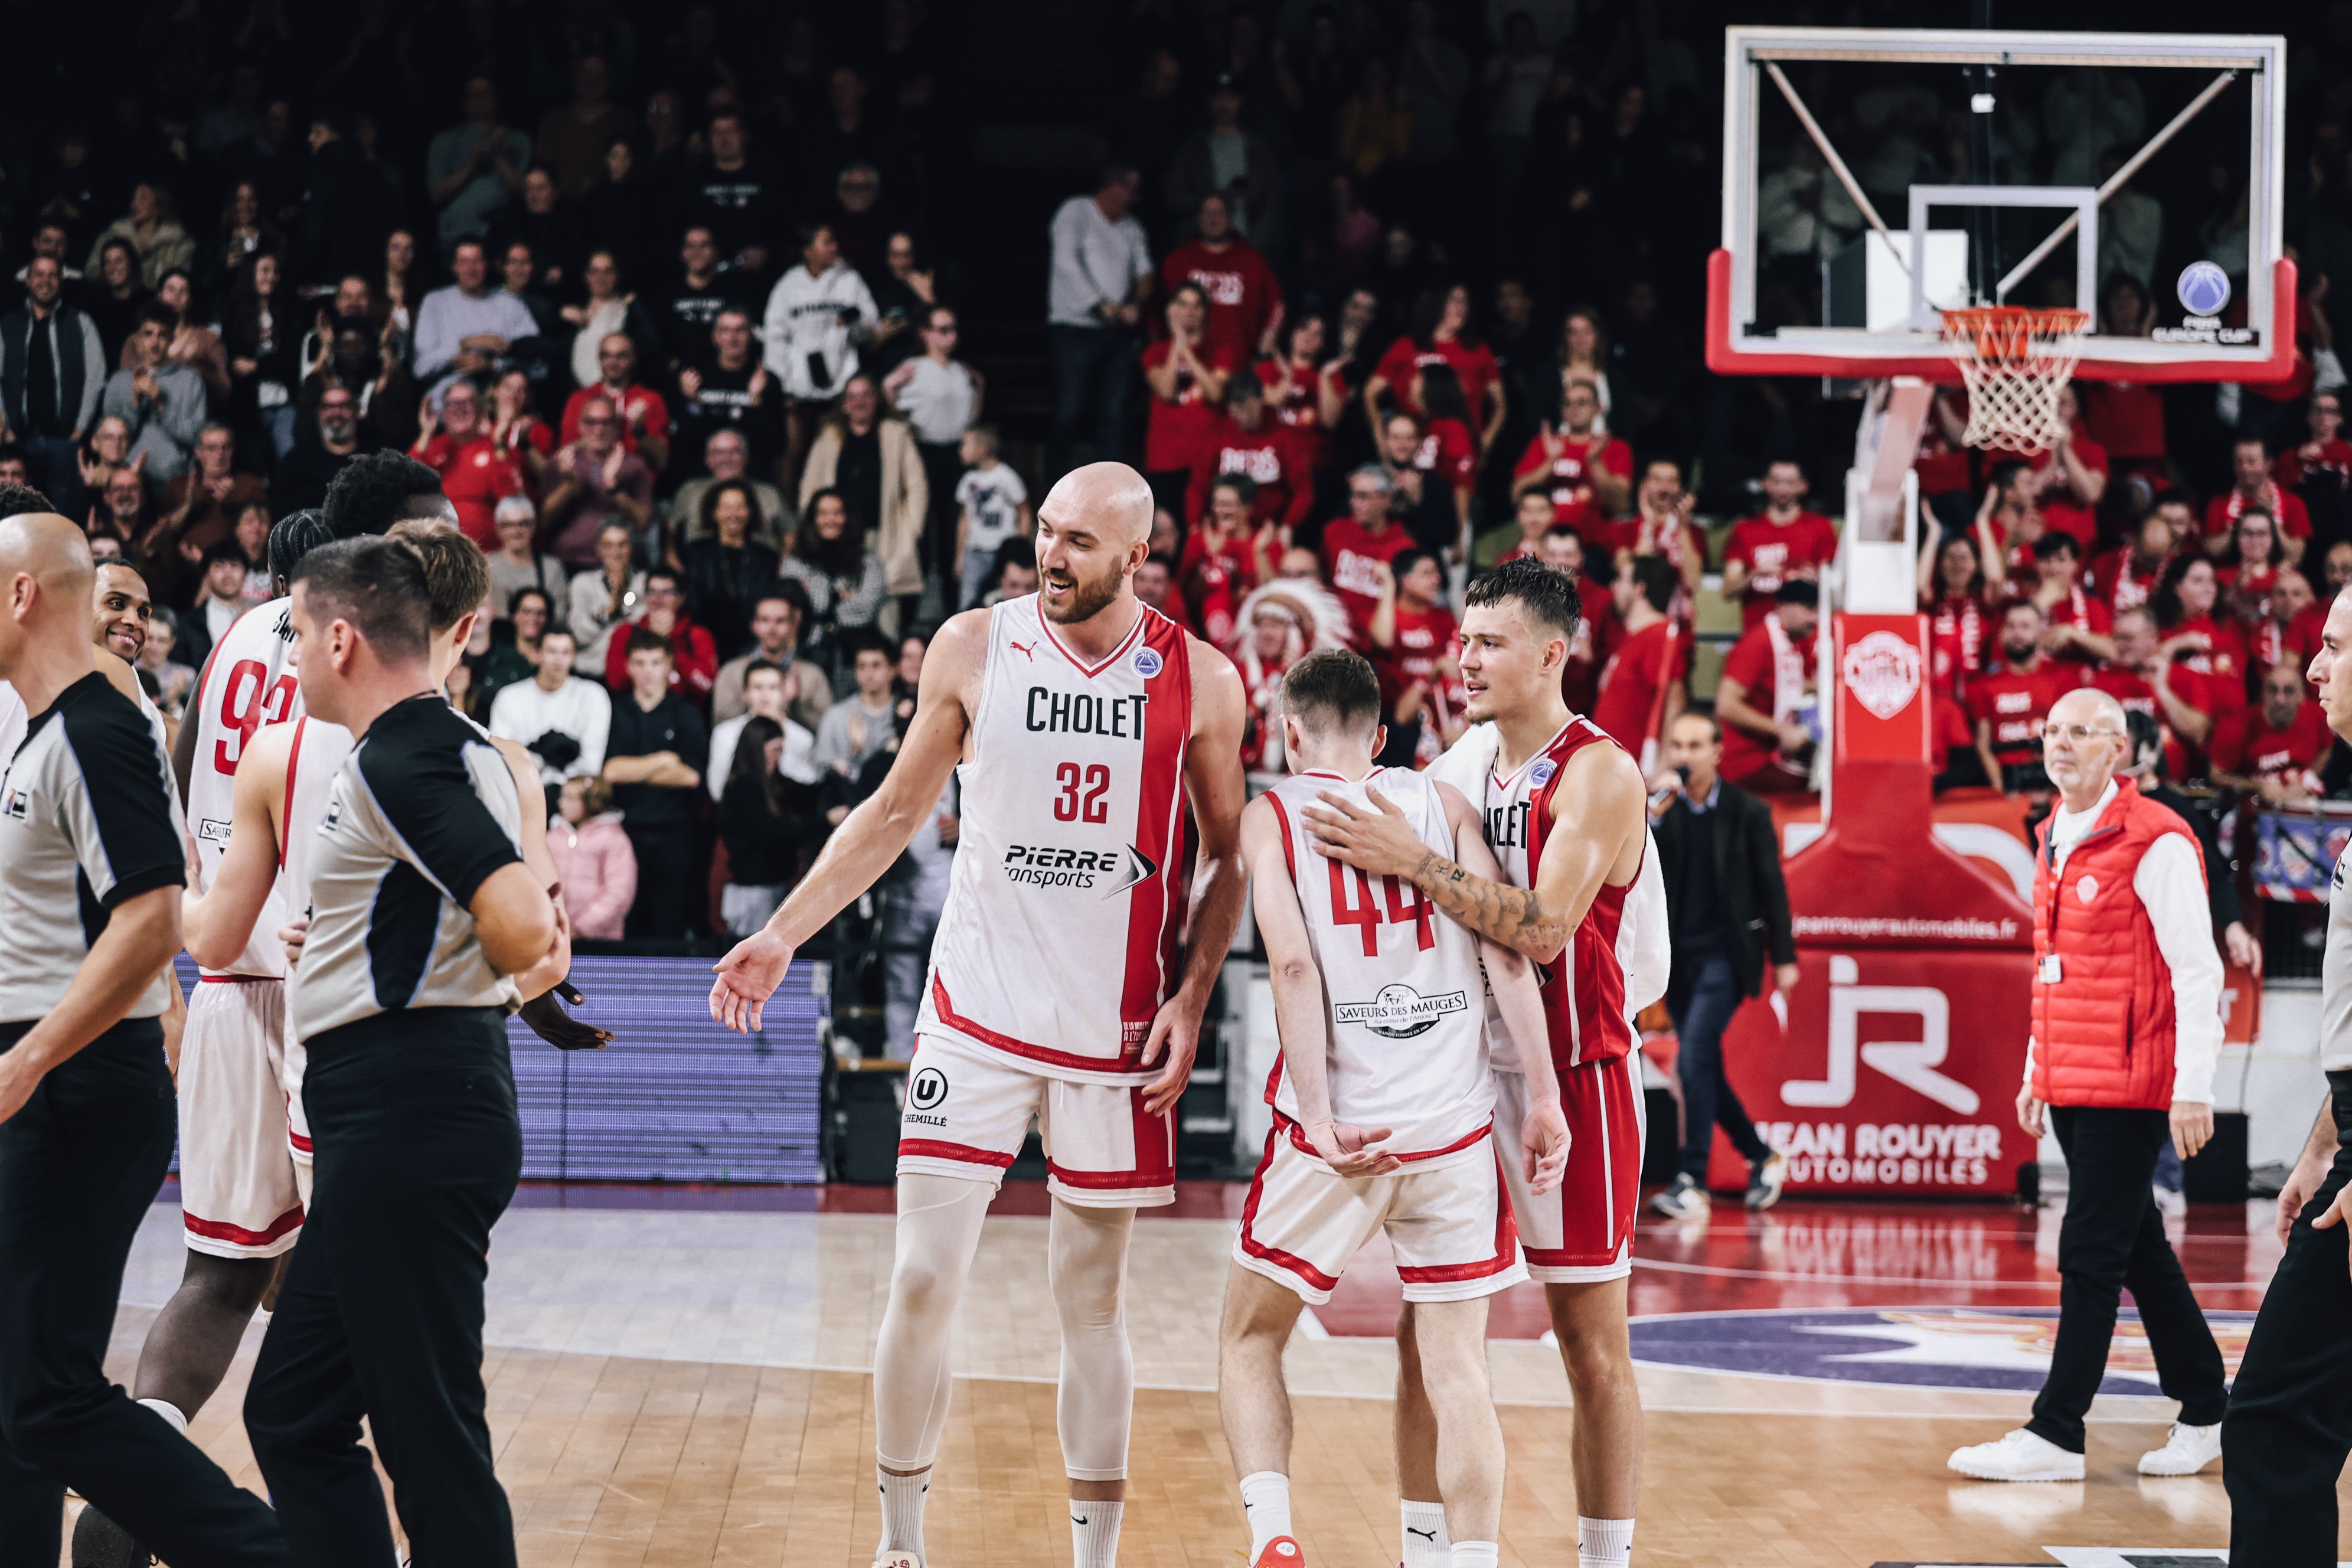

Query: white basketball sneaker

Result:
[2137,1421,2223,1476]
[1946,1428,2085,1481]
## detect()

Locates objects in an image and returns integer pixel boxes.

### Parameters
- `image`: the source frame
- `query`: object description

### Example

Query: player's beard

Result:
[1040,556,1126,625]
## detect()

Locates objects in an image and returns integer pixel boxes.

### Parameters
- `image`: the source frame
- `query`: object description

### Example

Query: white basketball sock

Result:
[1402,1498,1451,1568]
[1239,1470,1292,1553]
[877,1466,930,1557]
[137,1397,188,1435]
[1070,1498,1123,1568]
[1450,1541,1500,1568]
[1579,1515,1635,1568]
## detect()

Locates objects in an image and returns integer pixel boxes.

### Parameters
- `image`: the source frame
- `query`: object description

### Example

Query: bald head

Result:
[0,512,99,688]
[1043,462,1155,548]
[2049,685,2128,732]
[2043,685,2130,809]
[0,512,96,610]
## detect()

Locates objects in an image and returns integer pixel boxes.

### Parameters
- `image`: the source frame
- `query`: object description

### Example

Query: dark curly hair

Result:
[322,450,448,539]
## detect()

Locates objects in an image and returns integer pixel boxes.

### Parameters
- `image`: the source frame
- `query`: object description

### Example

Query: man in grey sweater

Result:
[101,305,207,485]
[0,256,106,512]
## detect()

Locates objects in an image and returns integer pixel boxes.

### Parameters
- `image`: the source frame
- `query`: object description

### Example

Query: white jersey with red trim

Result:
[1263,766,1494,1164]
[1481,715,1667,1069]
[917,593,1195,1085]
[186,600,303,977]
[279,713,355,914]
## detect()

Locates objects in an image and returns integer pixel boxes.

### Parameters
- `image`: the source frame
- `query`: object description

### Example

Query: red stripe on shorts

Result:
[898,1137,1017,1170]
[184,1204,305,1247]
[1523,1055,1639,1268]
[1397,1141,1522,1284]
[1235,1129,1341,1292]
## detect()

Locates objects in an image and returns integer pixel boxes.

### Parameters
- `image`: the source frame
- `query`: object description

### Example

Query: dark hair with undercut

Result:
[1988,459,2031,498]
[387,520,491,632]
[1623,555,1676,613]
[289,537,433,664]
[323,450,449,539]
[1280,648,1383,741]
[267,509,334,590]
[135,299,178,333]
[1465,555,1582,640]
[0,482,58,520]
[1210,472,1260,508]
[623,627,672,661]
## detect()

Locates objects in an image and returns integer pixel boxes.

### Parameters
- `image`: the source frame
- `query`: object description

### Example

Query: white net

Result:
[1941,307,2091,453]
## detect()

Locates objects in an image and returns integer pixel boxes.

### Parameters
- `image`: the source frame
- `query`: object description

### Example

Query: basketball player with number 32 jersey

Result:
[709,465,1249,1568]
[1303,557,1665,1568]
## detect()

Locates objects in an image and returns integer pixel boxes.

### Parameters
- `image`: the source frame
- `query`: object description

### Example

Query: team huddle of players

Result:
[703,465,1665,1568]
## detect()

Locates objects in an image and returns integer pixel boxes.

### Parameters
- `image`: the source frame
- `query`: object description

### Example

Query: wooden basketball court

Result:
[82,1182,2328,1567]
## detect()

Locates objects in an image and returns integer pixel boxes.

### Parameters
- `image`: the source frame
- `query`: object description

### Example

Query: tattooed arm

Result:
[1302,744,1647,963]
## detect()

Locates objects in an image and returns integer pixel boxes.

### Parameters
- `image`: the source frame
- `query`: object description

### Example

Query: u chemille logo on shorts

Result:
[1334,984,1468,1040]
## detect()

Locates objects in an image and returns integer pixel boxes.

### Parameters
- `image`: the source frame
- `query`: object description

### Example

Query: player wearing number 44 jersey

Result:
[710,463,1249,1568]
[1219,648,1569,1568]
[1306,557,1666,1568]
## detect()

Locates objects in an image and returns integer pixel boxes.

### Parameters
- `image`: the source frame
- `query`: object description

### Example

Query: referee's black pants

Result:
[2223,1071,2352,1567]
[2026,1105,2227,1453]
[0,1018,289,1568]
[244,1008,521,1568]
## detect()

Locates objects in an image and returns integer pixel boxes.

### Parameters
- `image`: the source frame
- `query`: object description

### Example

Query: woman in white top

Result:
[562,250,661,390]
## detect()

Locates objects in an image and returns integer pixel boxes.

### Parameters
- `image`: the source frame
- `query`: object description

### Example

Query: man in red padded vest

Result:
[1948,687,2229,1485]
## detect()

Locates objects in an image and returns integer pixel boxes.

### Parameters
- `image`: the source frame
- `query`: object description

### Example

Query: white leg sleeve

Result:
[873,1173,995,1470]
[1049,1197,1136,1483]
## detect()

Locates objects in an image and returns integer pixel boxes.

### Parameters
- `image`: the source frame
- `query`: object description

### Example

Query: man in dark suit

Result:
[1649,710,1799,1217]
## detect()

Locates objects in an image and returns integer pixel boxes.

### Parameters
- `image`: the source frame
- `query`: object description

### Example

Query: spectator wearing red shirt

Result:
[1508,378,1630,542]
[1320,463,1414,643]
[544,392,656,567]
[1721,459,1839,632]
[1408,361,1480,538]
[1178,475,1264,648]
[2276,387,2351,492]
[1497,489,1560,564]
[2028,533,2115,669]
[1255,312,1347,479]
[2204,437,2312,563]
[1716,580,1820,793]
[2155,553,2249,705]
[2076,278,2169,494]
[1596,457,1706,614]
[1920,531,1991,703]
[1538,525,1618,715]
[2090,498,2188,617]
[2212,662,2334,806]
[1159,192,1284,362]
[560,332,671,472]
[1988,386,2107,548]
[1364,282,1504,455]
[1140,282,1237,522]
[1966,598,2080,797]
[1590,555,1687,763]
[2090,606,2220,783]
[1374,410,1462,561]
[2217,505,2290,670]
[1974,458,2048,596]
[410,376,527,548]
[601,566,718,703]
[1915,386,1974,507]
[1368,548,1466,765]
[1930,693,1986,789]
[1188,370,1312,532]
[2272,569,2324,691]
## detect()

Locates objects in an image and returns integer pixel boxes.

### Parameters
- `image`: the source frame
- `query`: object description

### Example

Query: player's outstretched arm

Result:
[1437,781,1567,1194]
[181,721,293,971]
[1246,798,1396,1178]
[1135,635,1250,1113]
[708,608,984,1034]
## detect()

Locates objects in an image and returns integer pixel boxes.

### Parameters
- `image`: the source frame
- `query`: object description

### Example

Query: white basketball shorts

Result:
[178,976,303,1258]
[897,1033,1175,1207]
[1494,1056,1644,1283]
[1234,1125,1526,1305]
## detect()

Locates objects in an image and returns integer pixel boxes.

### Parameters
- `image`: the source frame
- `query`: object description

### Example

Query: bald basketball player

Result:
[710,463,1249,1568]
[0,501,290,1566]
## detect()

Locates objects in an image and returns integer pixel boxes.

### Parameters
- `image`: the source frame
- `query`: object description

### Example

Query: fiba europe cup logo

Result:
[1841,632,1923,722]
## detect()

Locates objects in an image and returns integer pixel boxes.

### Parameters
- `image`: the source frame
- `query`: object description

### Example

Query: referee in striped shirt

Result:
[0,496,289,1565]
[243,535,560,1566]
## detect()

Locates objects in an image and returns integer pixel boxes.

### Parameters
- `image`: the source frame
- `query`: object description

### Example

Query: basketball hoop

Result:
[1939,305,2092,453]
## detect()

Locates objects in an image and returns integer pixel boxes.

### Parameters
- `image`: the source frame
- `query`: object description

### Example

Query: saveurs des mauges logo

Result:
[1334,983,1469,1040]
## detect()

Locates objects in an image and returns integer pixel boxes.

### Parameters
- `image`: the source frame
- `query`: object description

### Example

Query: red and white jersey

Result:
[1261,767,1495,1164]
[917,594,1196,1084]
[1481,717,1663,1070]
[187,600,305,977]
[278,713,355,917]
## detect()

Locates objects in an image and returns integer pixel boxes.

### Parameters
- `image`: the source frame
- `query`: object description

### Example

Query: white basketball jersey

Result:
[279,713,354,917]
[185,600,302,976]
[1263,768,1495,1162]
[916,594,1196,1084]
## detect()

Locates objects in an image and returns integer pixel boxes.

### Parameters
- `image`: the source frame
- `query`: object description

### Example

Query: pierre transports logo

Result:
[1334,983,1468,1040]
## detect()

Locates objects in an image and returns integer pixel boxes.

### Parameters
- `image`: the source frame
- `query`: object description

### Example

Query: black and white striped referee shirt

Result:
[0,672,186,1023]
[287,695,527,1041]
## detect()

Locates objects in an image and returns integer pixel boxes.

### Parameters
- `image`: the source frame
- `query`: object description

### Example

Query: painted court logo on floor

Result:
[1629,1308,2255,1395]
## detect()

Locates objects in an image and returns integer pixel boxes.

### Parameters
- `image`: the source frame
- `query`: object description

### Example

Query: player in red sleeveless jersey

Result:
[709,463,1248,1568]
[1302,557,1658,1568]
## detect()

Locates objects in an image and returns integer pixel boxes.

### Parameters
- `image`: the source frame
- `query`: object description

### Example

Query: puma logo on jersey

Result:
[1009,640,1037,660]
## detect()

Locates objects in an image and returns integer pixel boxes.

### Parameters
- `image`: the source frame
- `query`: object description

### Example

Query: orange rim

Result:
[1939,306,2091,360]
